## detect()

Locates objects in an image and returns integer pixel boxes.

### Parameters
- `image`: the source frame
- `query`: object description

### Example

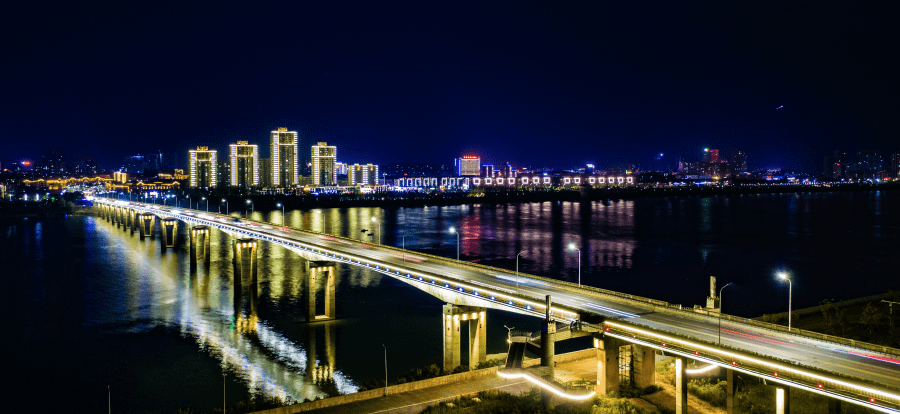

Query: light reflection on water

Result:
[6,191,898,413]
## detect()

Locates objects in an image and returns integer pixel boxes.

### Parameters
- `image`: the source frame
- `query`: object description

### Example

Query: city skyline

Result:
[3,2,899,172]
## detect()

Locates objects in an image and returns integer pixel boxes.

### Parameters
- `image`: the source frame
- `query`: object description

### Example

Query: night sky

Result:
[2,1,898,171]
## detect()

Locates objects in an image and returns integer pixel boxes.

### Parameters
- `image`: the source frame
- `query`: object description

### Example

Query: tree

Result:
[859,302,883,336]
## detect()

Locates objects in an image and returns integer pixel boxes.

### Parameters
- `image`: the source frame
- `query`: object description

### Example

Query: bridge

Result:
[94,198,900,413]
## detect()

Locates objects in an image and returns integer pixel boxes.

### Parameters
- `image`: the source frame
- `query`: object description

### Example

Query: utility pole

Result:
[884,300,899,329]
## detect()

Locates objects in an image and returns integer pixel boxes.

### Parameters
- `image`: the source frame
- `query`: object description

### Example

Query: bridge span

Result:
[94,198,899,413]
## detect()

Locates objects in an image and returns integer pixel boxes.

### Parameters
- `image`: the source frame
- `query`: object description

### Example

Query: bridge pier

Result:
[138,213,155,239]
[675,357,688,414]
[161,218,178,249]
[726,368,735,414]
[442,304,486,371]
[190,226,211,266]
[595,336,621,395]
[541,295,555,378]
[126,209,135,232]
[776,386,791,414]
[232,238,258,286]
[632,344,656,389]
[305,261,336,322]
[828,398,842,414]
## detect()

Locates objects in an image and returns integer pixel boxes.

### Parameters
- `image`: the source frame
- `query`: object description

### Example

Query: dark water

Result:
[4,191,898,413]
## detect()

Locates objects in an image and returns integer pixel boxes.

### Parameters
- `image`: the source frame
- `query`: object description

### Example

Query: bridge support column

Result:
[126,209,135,231]
[633,344,655,389]
[828,398,842,414]
[442,304,486,371]
[541,295,556,378]
[726,368,735,414]
[675,357,688,414]
[190,226,211,266]
[776,386,791,414]
[112,207,119,225]
[595,336,621,395]
[139,213,154,239]
[232,238,258,286]
[161,218,177,249]
[305,261,336,322]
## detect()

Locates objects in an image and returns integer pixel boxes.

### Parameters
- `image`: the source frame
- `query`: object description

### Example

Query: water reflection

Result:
[93,217,354,403]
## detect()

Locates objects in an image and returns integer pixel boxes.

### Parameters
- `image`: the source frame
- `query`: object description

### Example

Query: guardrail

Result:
[603,320,900,413]
[94,198,900,360]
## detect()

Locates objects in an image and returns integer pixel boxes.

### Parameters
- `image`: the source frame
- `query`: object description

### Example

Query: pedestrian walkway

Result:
[305,376,531,414]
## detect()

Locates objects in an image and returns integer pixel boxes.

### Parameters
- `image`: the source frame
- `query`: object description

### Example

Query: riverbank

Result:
[206,182,900,210]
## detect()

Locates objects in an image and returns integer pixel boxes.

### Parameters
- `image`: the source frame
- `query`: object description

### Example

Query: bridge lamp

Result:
[245,199,253,214]
[449,227,460,261]
[516,250,528,292]
[401,232,411,262]
[221,199,228,215]
[202,197,207,212]
[568,243,581,287]
[777,272,793,331]
[718,282,732,344]
[276,203,284,225]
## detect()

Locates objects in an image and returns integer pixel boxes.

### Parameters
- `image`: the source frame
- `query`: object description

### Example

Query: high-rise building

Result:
[456,156,480,176]
[230,141,259,187]
[311,142,337,186]
[892,153,900,179]
[270,127,299,187]
[854,149,883,180]
[216,160,231,188]
[480,165,494,177]
[349,164,379,185]
[731,150,747,173]
[188,146,217,188]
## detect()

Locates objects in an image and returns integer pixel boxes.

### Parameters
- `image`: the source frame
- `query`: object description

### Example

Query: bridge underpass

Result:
[94,199,900,414]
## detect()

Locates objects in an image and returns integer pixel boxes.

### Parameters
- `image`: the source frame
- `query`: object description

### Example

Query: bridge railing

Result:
[603,320,900,411]
[96,198,900,360]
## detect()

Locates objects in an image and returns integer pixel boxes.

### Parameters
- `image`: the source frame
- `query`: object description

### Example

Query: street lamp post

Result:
[277,203,284,226]
[778,272,793,331]
[516,250,528,292]
[568,243,581,286]
[246,199,254,214]
[718,282,732,344]
[449,227,460,261]
[202,197,207,212]
[382,344,388,396]
[222,199,228,215]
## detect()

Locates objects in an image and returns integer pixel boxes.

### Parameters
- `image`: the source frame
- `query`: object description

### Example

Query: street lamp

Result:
[449,227,460,261]
[568,243,581,287]
[277,203,284,226]
[382,344,388,396]
[401,232,411,261]
[718,282,732,345]
[777,272,792,331]
[186,196,192,210]
[371,217,381,245]
[222,199,228,215]
[246,199,254,214]
[202,197,207,212]
[516,250,528,292]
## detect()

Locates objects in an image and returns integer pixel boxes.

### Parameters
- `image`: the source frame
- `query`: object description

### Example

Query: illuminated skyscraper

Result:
[456,156,480,176]
[311,142,337,186]
[189,146,217,188]
[732,149,748,173]
[270,127,299,187]
[349,164,379,185]
[230,141,259,187]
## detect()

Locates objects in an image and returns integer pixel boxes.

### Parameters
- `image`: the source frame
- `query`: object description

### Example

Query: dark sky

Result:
[2,1,898,171]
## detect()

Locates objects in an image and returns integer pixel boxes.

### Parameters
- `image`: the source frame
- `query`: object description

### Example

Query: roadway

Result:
[99,200,900,406]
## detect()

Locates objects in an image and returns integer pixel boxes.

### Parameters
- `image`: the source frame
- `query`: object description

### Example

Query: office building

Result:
[349,164,379,185]
[188,146,217,188]
[311,142,337,186]
[271,127,299,187]
[230,141,259,187]
[892,153,900,179]
[456,156,480,176]
[732,150,747,173]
